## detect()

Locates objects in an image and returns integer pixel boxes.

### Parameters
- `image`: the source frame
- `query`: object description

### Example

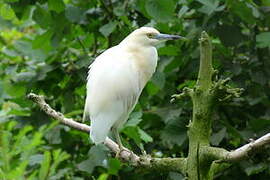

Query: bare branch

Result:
[27,93,140,163]
[27,93,187,173]
[201,133,270,163]
[225,133,270,162]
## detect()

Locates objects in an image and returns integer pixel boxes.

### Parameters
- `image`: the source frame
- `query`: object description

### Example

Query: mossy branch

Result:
[140,157,187,174]
[196,31,214,91]
[211,78,244,102]
[186,31,216,180]
[180,32,269,180]
[171,87,193,102]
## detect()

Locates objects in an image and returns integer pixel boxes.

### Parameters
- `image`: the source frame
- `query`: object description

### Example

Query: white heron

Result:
[83,27,184,152]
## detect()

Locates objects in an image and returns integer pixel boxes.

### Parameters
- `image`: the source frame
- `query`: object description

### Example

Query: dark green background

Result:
[0,0,270,179]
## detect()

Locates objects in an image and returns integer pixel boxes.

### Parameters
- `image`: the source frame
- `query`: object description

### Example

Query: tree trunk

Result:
[186,31,215,180]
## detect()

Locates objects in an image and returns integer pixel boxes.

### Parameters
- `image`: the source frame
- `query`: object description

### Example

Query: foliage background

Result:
[0,0,270,179]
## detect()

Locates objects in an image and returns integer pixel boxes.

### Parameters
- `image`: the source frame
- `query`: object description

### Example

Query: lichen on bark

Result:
[174,31,243,180]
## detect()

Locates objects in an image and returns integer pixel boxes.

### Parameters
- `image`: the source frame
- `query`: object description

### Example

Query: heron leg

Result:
[112,127,124,157]
[139,143,147,156]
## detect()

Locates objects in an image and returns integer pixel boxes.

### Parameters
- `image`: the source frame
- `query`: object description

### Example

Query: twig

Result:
[76,37,88,55]
[99,0,113,18]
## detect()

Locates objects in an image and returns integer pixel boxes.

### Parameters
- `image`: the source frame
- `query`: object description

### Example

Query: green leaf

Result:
[13,72,36,82]
[210,128,226,146]
[77,158,95,174]
[146,81,159,95]
[122,126,141,146]
[214,25,246,46]
[77,145,108,174]
[75,55,92,69]
[0,81,4,104]
[39,151,51,180]
[125,111,143,127]
[244,163,267,176]
[32,30,53,51]
[50,149,70,175]
[145,0,175,22]
[108,158,121,175]
[227,0,256,24]
[35,64,54,80]
[49,168,70,180]
[251,71,267,85]
[168,172,185,180]
[158,45,180,56]
[177,80,196,90]
[7,108,30,116]
[250,118,270,131]
[138,128,153,143]
[164,57,182,72]
[45,127,62,144]
[48,0,65,13]
[97,174,109,180]
[99,21,118,37]
[113,6,125,16]
[153,108,181,124]
[196,0,224,15]
[2,48,19,57]
[6,161,28,179]
[29,154,44,166]
[262,0,270,6]
[256,32,270,48]
[178,5,189,18]
[65,5,85,23]
[160,116,187,148]
[4,0,19,2]
[14,39,47,61]
[0,3,16,20]
[4,81,26,98]
[151,71,165,89]
[80,33,95,49]
[33,5,52,28]
[135,0,150,18]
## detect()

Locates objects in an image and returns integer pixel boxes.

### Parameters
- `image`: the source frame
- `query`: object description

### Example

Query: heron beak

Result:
[154,33,187,40]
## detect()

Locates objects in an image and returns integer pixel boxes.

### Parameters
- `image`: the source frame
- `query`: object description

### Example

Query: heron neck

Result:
[119,43,158,87]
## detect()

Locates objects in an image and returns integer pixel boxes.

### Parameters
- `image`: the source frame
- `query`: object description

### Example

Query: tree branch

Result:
[225,133,270,162]
[144,157,187,173]
[27,93,187,174]
[27,93,139,163]
[196,31,214,91]
[186,31,216,180]
[201,133,270,163]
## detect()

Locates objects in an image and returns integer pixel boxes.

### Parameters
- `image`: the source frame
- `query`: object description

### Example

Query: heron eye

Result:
[147,33,154,38]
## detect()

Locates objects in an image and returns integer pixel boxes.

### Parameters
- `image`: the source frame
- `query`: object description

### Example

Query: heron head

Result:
[124,27,186,46]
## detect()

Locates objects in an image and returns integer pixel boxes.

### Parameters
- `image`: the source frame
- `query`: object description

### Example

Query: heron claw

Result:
[115,146,125,158]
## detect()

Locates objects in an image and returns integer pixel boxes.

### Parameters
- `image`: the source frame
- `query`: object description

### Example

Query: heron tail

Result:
[90,116,112,144]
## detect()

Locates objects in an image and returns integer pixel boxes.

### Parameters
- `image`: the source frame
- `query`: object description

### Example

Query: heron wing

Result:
[84,46,141,144]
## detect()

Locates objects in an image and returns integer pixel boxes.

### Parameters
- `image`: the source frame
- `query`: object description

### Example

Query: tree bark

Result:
[186,31,216,180]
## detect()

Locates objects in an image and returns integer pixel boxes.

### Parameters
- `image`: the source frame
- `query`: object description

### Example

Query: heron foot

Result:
[115,146,125,158]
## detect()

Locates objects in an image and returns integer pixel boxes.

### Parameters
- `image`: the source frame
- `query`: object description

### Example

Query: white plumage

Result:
[83,27,182,149]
